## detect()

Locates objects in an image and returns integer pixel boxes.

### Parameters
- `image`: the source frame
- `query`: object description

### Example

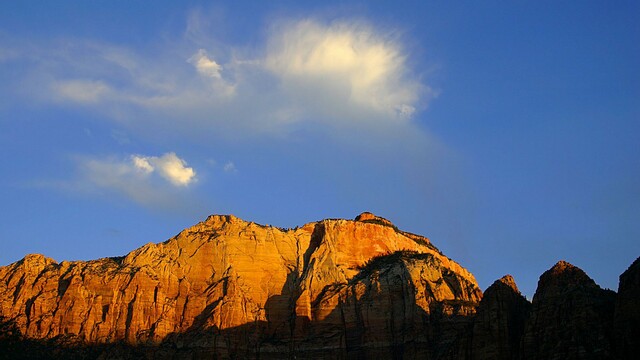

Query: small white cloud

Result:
[75,152,197,208]
[86,152,195,188]
[150,152,197,186]
[126,152,196,186]
[223,161,237,173]
[189,49,223,79]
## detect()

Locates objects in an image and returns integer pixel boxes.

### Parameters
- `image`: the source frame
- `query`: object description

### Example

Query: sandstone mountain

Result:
[0,213,637,359]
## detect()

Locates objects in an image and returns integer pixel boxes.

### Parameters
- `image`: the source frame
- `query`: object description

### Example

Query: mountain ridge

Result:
[0,212,637,359]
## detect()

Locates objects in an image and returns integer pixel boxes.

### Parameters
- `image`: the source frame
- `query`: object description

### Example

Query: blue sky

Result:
[1,1,638,297]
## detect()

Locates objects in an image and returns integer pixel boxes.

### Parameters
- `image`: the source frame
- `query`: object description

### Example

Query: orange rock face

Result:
[0,213,482,357]
[1,214,638,359]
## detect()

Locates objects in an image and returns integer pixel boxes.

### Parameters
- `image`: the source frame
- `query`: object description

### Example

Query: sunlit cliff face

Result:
[0,213,480,344]
[1,213,636,359]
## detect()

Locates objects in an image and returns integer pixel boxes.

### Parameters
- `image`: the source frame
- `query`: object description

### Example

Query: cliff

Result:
[0,213,481,358]
[0,213,636,359]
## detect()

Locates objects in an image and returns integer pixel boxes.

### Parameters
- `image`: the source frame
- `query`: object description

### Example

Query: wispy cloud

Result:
[187,48,236,97]
[53,79,112,104]
[2,16,434,138]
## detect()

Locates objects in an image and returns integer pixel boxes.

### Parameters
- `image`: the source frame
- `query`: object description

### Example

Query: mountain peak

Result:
[496,274,520,293]
[204,214,242,225]
[534,260,598,301]
[0,212,481,354]
[354,211,395,227]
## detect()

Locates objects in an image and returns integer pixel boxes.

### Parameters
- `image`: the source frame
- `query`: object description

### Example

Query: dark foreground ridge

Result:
[0,213,638,359]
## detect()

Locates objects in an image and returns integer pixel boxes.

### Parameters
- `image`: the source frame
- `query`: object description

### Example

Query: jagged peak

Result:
[199,212,401,231]
[354,212,395,227]
[494,274,520,293]
[8,254,58,276]
[20,254,57,267]
[550,260,577,271]
[204,214,242,225]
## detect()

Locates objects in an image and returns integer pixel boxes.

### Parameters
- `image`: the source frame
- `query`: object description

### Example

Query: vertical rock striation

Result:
[0,212,637,359]
[0,213,482,358]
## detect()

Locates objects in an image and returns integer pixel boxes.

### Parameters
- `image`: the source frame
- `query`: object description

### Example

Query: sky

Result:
[1,1,638,298]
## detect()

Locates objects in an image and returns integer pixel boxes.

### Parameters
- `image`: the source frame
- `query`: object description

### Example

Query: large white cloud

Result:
[3,17,433,136]
[265,19,421,119]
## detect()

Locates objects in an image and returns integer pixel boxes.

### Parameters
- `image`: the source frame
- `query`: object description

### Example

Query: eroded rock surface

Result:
[0,213,481,358]
[1,213,636,359]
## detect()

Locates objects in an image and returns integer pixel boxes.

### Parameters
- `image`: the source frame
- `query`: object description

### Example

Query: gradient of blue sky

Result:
[1,1,638,297]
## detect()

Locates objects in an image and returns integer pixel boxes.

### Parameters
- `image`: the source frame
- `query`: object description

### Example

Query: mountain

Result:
[521,261,617,359]
[471,275,530,360]
[0,212,637,359]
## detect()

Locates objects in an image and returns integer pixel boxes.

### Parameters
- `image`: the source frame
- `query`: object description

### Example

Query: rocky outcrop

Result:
[1,212,637,359]
[614,256,640,358]
[0,213,481,358]
[522,261,617,359]
[471,275,530,360]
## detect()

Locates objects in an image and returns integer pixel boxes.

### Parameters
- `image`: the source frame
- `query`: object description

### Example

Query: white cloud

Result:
[189,49,223,79]
[131,155,154,174]
[128,152,196,186]
[187,48,236,97]
[5,16,434,138]
[265,19,423,119]
[79,152,196,206]
[150,152,197,186]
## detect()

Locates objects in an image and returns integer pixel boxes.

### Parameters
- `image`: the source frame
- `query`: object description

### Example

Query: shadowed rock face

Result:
[614,256,640,358]
[471,275,531,360]
[0,213,481,358]
[522,261,617,360]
